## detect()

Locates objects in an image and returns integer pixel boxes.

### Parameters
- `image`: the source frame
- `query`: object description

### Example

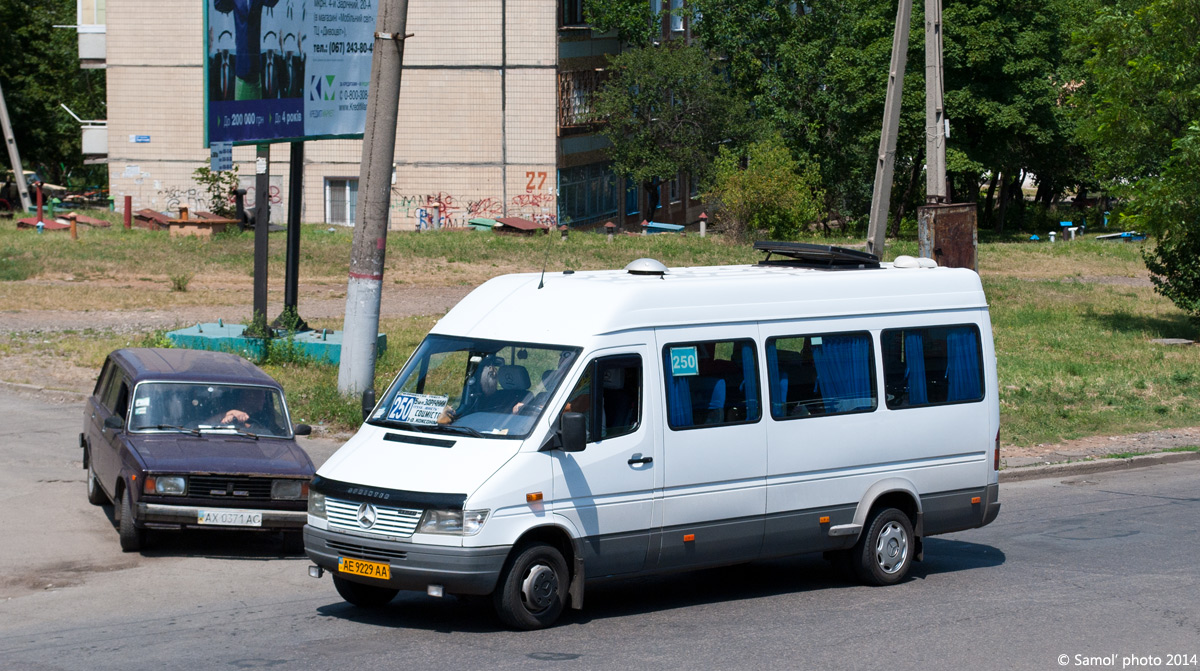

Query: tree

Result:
[705,133,826,240]
[588,42,749,221]
[0,0,106,188]
[1074,0,1200,320]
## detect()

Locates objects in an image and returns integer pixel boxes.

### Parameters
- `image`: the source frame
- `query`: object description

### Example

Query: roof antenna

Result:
[537,217,554,289]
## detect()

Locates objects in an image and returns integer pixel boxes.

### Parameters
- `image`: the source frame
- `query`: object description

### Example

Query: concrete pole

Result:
[866,0,914,259]
[925,0,947,203]
[338,0,411,396]
[0,81,33,213]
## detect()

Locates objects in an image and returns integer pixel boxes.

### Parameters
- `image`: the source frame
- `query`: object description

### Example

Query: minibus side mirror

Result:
[559,412,587,452]
[539,412,587,453]
[361,388,376,422]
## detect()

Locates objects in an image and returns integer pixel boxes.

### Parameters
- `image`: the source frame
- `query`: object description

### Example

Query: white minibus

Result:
[304,243,1001,629]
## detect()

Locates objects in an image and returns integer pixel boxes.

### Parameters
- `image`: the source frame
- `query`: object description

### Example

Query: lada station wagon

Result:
[82,348,315,552]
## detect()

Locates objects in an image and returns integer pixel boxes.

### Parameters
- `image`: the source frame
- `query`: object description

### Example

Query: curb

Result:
[1000,449,1200,482]
[0,380,90,400]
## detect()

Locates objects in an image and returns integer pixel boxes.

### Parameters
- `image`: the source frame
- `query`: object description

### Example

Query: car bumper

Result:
[139,502,308,529]
[304,525,510,596]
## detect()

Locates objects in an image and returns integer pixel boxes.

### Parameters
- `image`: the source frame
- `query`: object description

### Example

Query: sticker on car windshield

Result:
[669,346,699,377]
[387,392,449,425]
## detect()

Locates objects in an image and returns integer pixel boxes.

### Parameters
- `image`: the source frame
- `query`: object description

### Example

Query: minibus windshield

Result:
[369,335,580,439]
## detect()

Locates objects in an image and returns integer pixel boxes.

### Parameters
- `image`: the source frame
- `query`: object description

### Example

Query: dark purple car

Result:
[81,348,314,552]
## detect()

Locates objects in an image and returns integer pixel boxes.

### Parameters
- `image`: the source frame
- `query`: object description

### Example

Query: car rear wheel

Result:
[851,507,913,586]
[118,489,146,552]
[332,575,398,608]
[86,456,107,506]
[493,543,568,630]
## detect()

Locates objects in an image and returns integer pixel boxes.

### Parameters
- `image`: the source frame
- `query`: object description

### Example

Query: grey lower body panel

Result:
[920,483,1000,536]
[139,502,307,529]
[304,525,509,595]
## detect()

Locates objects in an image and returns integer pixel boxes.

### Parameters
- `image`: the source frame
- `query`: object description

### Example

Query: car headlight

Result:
[307,491,326,519]
[144,475,186,495]
[417,509,489,536]
[272,479,308,500]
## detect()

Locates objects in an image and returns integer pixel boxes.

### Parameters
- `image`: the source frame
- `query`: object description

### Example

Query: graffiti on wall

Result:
[387,170,558,230]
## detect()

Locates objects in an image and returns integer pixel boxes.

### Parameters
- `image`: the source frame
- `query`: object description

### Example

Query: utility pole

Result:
[925,0,947,203]
[252,145,271,329]
[337,0,410,396]
[0,81,33,213]
[865,0,913,258]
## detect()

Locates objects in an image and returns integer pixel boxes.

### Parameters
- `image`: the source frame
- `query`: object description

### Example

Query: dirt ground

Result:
[2,274,1196,468]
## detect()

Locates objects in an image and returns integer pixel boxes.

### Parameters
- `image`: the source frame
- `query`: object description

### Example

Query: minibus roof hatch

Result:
[754,241,881,270]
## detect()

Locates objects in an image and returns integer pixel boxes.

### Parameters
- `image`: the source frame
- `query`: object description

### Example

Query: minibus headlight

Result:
[417,509,489,536]
[308,491,327,519]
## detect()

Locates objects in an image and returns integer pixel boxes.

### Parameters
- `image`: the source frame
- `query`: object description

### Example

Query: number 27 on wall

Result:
[525,171,547,192]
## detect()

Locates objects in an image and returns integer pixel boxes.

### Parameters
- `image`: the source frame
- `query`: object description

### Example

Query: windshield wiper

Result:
[436,425,485,438]
[148,424,201,436]
[196,425,260,440]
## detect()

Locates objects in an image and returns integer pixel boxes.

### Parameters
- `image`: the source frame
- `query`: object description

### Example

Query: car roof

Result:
[110,348,281,388]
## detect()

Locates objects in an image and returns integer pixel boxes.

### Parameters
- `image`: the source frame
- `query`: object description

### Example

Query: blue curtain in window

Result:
[945,328,981,402]
[666,369,693,427]
[766,344,784,418]
[811,336,871,410]
[741,343,759,420]
[905,332,928,405]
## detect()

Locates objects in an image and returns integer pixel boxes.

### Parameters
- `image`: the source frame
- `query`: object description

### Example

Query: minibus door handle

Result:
[628,455,653,465]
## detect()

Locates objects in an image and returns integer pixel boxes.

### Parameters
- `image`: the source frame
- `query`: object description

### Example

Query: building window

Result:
[561,0,586,27]
[559,163,618,227]
[881,325,984,408]
[558,70,606,129]
[625,179,640,216]
[668,173,682,204]
[325,178,358,225]
[663,339,761,430]
[670,0,685,32]
[766,332,877,419]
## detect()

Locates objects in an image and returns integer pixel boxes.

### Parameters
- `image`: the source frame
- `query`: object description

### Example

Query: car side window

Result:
[93,359,114,398]
[562,354,642,443]
[766,331,877,419]
[881,325,984,408]
[663,339,761,430]
[100,368,126,414]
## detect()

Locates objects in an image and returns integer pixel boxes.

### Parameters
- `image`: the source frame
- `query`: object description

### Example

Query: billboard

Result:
[205,0,377,146]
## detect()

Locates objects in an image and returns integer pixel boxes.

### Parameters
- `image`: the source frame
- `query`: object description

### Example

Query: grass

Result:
[1105,446,1200,459]
[1,223,1197,444]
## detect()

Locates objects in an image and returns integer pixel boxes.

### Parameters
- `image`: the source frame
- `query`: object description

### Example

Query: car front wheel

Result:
[332,575,398,608]
[118,489,146,552]
[493,543,568,630]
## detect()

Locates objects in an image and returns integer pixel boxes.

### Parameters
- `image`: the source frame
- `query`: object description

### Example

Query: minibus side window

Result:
[881,325,984,409]
[663,339,761,430]
[765,332,877,419]
[561,355,642,442]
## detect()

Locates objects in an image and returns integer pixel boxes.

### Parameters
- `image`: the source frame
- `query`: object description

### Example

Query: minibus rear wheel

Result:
[851,507,913,586]
[494,543,568,630]
[332,575,398,608]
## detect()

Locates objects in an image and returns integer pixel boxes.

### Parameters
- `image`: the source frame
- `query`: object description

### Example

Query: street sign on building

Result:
[204,0,378,146]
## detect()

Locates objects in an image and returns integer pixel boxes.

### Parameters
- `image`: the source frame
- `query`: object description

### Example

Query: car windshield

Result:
[370,335,580,439]
[128,382,292,438]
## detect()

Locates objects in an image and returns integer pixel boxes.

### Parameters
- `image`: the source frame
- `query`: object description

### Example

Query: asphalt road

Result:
[2,389,1198,671]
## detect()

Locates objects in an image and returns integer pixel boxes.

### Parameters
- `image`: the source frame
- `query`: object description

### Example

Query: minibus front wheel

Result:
[851,507,914,586]
[494,543,568,630]
[332,575,399,608]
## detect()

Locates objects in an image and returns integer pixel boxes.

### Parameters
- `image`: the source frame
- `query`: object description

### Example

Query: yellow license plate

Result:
[338,557,391,580]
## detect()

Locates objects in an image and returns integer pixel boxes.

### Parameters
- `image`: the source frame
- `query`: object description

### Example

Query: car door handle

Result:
[628,455,653,465]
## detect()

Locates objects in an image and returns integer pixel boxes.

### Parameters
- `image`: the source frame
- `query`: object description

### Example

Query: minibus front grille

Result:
[325,497,422,538]
[326,539,408,562]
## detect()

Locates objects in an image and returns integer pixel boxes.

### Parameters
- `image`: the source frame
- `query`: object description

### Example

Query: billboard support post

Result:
[252,144,270,331]
[337,0,411,396]
[275,140,308,332]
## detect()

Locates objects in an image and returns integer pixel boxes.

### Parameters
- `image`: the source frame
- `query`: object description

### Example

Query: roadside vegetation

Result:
[1,224,1198,447]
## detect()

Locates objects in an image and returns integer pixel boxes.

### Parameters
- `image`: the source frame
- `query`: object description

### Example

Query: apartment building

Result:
[74,0,702,230]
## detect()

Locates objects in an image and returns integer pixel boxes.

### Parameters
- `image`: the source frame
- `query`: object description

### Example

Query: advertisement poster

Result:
[205,0,376,145]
